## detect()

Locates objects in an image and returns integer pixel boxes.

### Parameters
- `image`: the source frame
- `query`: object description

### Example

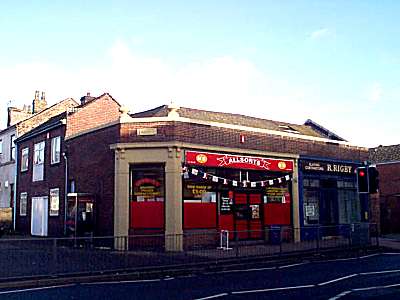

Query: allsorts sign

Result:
[185,151,294,172]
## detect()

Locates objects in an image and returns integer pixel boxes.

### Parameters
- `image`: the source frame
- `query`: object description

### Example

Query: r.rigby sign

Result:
[185,151,293,172]
[301,160,357,174]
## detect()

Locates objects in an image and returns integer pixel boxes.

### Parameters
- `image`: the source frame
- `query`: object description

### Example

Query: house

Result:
[15,93,121,236]
[0,91,77,217]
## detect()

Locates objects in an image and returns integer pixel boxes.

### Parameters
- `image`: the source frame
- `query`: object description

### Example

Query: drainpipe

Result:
[12,143,18,231]
[63,152,68,236]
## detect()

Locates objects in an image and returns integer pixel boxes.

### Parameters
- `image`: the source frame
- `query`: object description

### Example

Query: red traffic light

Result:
[359,170,365,177]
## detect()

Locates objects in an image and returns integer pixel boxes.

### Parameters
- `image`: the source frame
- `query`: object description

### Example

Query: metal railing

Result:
[0,223,378,281]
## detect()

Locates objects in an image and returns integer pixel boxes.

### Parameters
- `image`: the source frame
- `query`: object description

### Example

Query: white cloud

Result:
[0,40,396,147]
[309,28,330,40]
[367,82,383,103]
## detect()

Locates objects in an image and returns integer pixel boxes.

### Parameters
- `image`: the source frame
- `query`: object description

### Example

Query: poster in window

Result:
[305,205,315,217]
[133,178,161,201]
[220,196,233,213]
[250,204,260,219]
[265,187,288,203]
[49,188,60,216]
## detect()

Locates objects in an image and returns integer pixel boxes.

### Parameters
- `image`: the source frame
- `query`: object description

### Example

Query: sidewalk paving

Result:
[380,235,400,251]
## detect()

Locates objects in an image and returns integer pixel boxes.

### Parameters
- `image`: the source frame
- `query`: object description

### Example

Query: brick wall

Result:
[17,98,77,136]
[16,126,66,236]
[120,122,368,161]
[66,94,121,138]
[376,162,400,234]
[67,124,120,236]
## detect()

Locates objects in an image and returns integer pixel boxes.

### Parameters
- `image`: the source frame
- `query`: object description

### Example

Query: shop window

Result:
[338,180,359,224]
[303,190,320,225]
[130,164,165,202]
[183,182,216,203]
[304,179,320,187]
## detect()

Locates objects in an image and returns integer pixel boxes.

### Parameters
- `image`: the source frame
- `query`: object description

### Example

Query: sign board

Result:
[220,196,233,213]
[137,128,157,136]
[302,160,357,174]
[305,205,315,217]
[186,151,293,172]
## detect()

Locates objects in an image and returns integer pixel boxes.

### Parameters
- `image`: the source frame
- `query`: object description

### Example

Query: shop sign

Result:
[134,178,162,201]
[137,128,157,136]
[186,151,293,172]
[265,187,290,203]
[302,160,356,174]
[186,184,212,199]
[220,196,233,213]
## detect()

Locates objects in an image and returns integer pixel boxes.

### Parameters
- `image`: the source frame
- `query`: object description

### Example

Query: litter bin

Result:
[269,225,282,245]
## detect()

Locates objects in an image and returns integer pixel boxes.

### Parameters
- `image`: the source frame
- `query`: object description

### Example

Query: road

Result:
[2,252,400,299]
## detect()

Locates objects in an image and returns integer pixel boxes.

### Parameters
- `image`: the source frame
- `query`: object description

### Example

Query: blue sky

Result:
[1,1,399,147]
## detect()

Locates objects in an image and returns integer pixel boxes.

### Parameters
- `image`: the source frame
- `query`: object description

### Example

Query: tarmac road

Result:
[2,253,400,299]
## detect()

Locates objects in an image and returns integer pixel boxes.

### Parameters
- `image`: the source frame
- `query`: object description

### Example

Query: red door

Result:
[234,193,263,240]
[235,193,248,239]
[249,194,263,239]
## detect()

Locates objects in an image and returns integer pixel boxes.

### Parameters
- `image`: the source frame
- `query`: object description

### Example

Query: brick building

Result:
[15,98,369,250]
[15,93,121,236]
[369,145,400,234]
[0,92,77,212]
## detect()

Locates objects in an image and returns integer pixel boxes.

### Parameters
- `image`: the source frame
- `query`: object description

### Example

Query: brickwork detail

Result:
[66,94,121,138]
[120,122,368,161]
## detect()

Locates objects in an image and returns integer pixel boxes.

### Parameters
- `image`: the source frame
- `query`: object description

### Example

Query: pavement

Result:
[379,234,400,251]
[0,232,399,291]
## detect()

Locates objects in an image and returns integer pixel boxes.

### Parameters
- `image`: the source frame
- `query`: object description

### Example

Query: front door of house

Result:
[31,196,48,236]
[234,193,263,239]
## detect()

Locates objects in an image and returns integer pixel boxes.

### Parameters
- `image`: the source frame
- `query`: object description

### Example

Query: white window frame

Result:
[33,141,45,182]
[20,192,27,216]
[49,188,60,216]
[10,134,16,161]
[51,136,61,164]
[21,147,29,172]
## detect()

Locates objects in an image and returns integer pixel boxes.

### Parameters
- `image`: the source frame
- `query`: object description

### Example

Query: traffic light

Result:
[356,167,368,193]
[368,166,379,194]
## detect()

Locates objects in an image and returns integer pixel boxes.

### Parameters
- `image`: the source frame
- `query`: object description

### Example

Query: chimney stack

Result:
[32,90,47,113]
[80,92,95,105]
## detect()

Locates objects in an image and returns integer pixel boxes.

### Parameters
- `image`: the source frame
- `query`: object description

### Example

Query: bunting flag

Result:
[183,166,292,188]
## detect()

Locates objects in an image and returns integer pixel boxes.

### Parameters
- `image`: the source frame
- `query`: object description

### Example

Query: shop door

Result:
[320,187,338,236]
[234,193,263,240]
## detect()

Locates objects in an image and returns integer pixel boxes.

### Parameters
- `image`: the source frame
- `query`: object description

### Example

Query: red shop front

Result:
[183,151,294,239]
